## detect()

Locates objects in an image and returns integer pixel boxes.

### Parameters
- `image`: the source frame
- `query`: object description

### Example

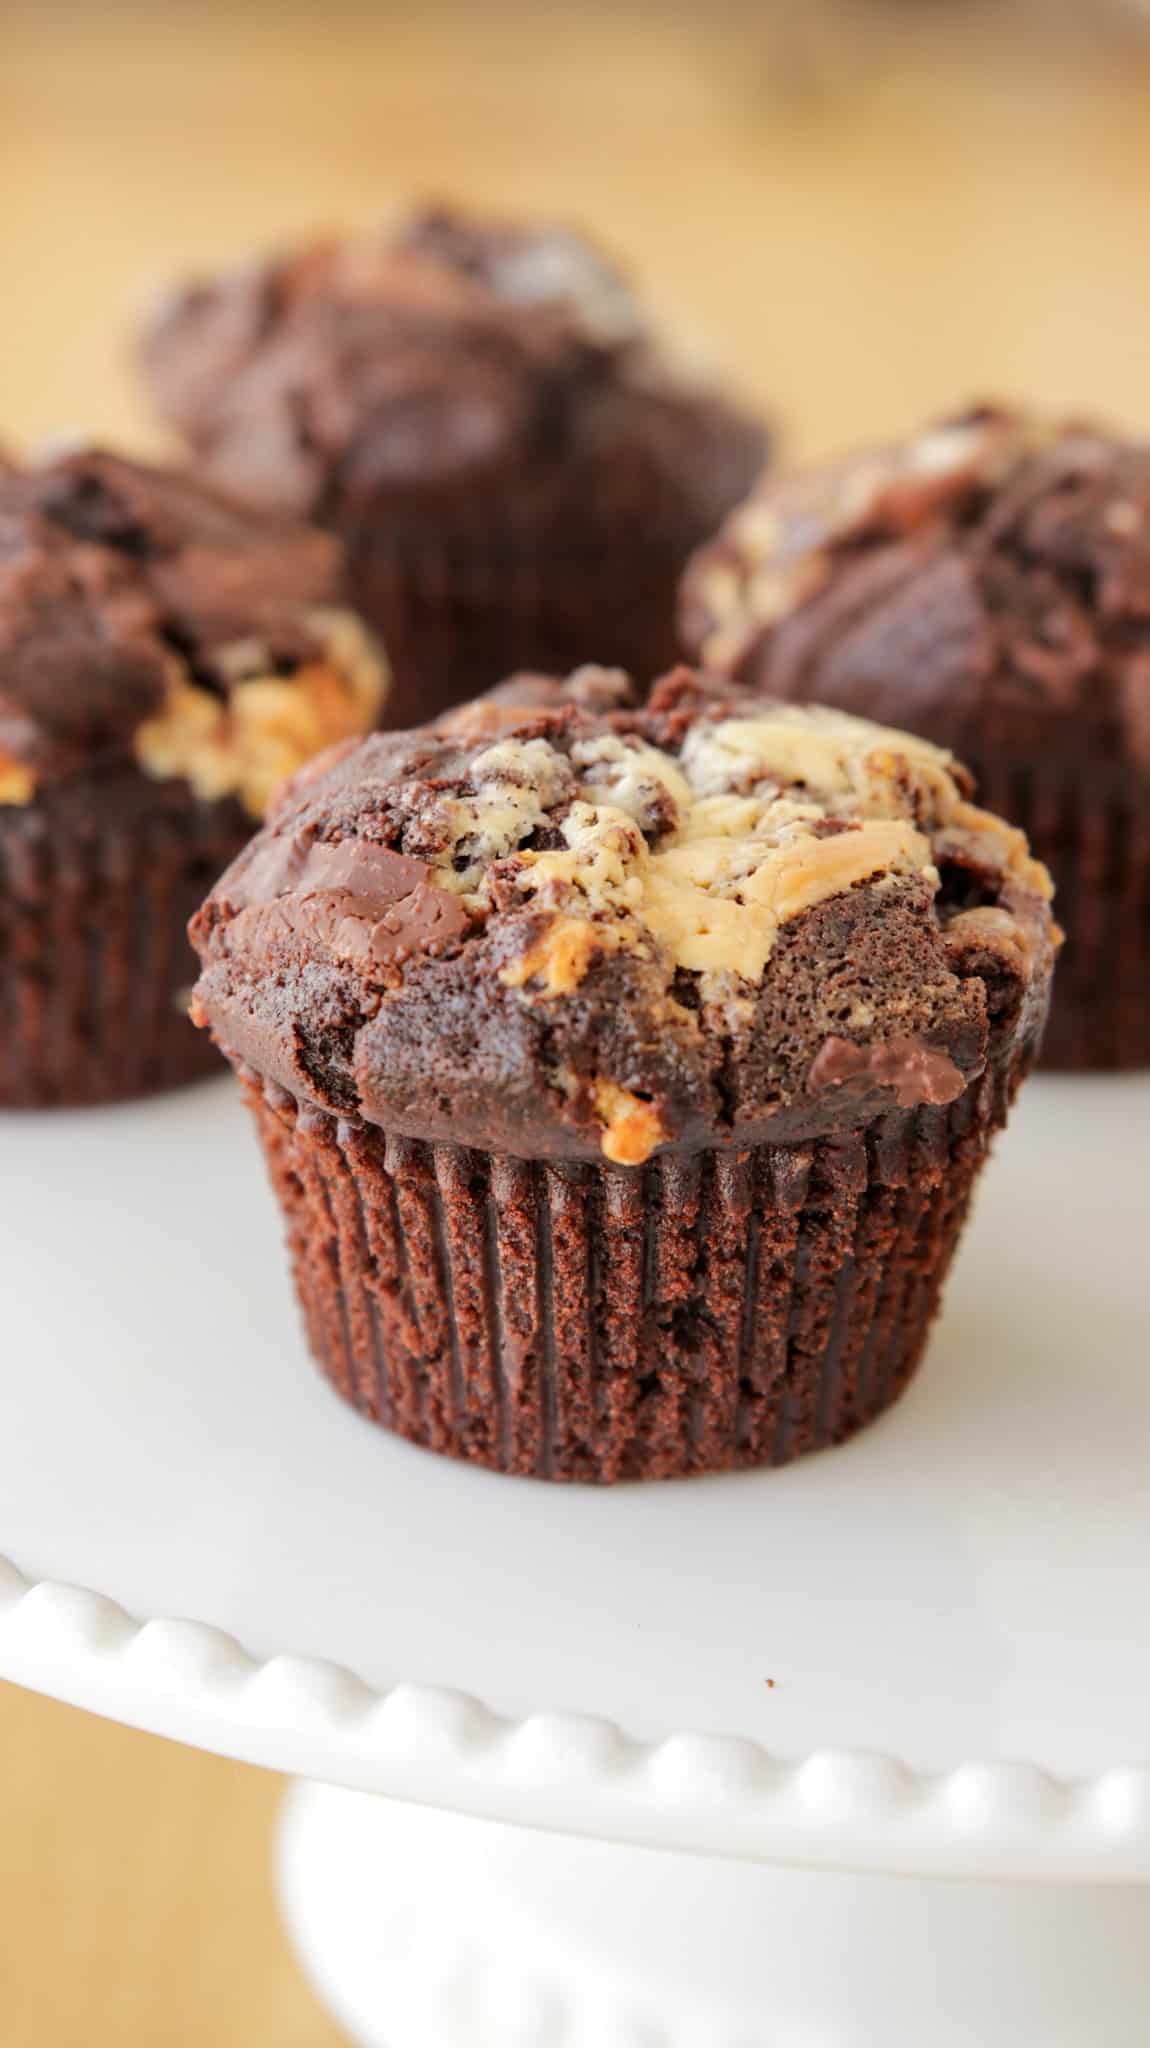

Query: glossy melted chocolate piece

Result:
[807,1033,966,1109]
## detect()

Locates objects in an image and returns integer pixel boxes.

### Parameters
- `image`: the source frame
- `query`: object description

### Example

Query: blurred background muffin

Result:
[0,446,384,1106]
[681,406,1150,1069]
[138,203,767,725]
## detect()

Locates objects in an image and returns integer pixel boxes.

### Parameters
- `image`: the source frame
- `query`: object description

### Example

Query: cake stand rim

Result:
[2,1550,1147,1882]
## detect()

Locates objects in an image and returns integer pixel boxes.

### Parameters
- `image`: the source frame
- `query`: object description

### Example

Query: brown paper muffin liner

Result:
[342,405,768,727]
[244,1059,1017,1484]
[0,776,248,1110]
[965,747,1150,1071]
[345,526,701,729]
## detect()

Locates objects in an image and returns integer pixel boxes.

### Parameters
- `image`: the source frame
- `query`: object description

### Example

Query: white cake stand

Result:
[1,1073,1148,2046]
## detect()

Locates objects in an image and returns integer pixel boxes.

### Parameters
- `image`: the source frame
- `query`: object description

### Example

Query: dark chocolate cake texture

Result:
[191,665,1057,1482]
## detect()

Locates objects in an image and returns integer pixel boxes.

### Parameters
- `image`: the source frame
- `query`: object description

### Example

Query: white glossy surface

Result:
[0,1072,1147,1871]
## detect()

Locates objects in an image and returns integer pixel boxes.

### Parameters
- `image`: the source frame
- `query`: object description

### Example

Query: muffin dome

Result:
[681,404,1150,765]
[140,202,763,532]
[0,445,386,1108]
[138,203,768,720]
[681,404,1150,1068]
[191,665,1055,1166]
[0,445,385,816]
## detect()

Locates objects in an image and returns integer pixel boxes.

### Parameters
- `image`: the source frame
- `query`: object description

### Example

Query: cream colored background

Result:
[3,5,1150,2039]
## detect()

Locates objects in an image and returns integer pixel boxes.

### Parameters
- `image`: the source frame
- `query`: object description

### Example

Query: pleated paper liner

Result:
[0,774,246,1109]
[340,413,768,728]
[347,526,697,728]
[968,746,1149,1071]
[244,1055,1021,1484]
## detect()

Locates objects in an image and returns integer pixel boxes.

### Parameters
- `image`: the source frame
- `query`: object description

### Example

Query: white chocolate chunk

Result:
[134,607,387,820]
[440,700,1016,992]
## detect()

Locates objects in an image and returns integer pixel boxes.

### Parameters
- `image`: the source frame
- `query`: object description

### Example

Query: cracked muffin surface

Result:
[138,201,768,719]
[191,664,1057,1164]
[0,445,386,818]
[680,403,1150,1068]
[681,403,1150,767]
[0,444,386,1107]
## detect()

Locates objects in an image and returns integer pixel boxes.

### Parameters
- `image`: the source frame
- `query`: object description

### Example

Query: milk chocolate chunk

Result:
[808,1034,966,1108]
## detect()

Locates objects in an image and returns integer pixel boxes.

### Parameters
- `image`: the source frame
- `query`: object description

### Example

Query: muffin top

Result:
[0,447,386,816]
[681,404,1150,767]
[191,665,1056,1165]
[138,202,767,537]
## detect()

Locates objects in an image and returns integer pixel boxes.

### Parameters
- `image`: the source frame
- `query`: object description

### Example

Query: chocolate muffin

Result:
[138,203,768,726]
[0,447,386,1108]
[190,664,1056,1483]
[681,404,1150,1069]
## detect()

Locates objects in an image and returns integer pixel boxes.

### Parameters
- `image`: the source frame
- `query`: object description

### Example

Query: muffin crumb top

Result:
[681,402,1150,766]
[0,447,386,815]
[138,202,768,534]
[191,667,1057,1165]
[429,699,990,990]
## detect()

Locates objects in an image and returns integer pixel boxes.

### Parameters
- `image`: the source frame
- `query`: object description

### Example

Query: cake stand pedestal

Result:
[277,1787,1150,2048]
[1,1076,1148,2045]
